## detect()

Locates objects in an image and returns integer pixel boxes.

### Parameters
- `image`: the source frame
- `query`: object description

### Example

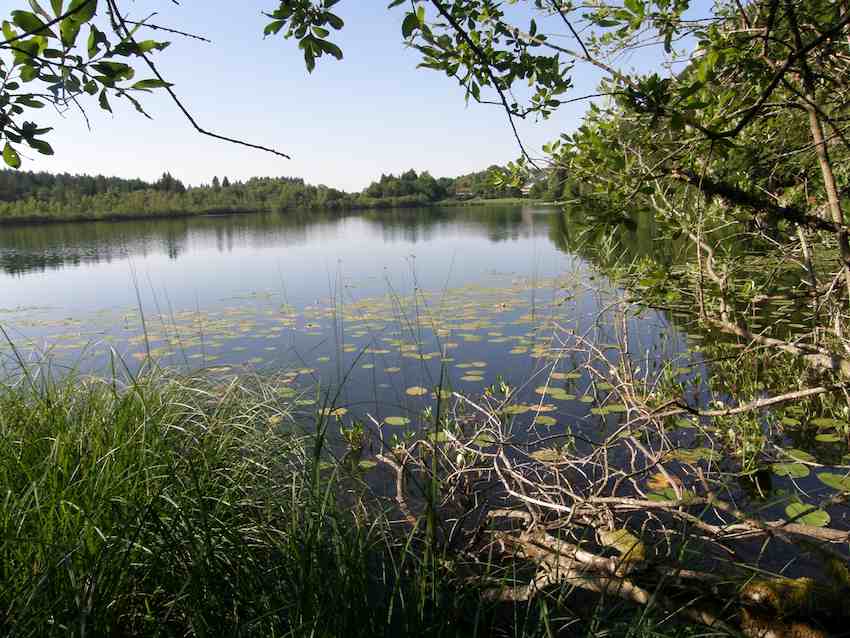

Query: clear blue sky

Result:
[20,2,689,191]
[14,2,595,190]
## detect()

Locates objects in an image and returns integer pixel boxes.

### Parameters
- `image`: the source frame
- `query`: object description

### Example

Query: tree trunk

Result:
[805,102,850,307]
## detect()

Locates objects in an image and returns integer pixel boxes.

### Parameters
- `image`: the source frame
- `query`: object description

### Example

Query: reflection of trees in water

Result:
[548,206,671,269]
[0,206,550,276]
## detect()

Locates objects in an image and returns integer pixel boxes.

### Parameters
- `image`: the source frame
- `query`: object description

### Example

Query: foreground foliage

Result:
[0,367,712,637]
[0,370,425,636]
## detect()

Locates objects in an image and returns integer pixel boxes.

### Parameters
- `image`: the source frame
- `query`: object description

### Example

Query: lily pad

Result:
[817,473,850,492]
[529,448,562,463]
[784,502,830,527]
[472,433,496,447]
[810,417,844,430]
[668,447,721,464]
[533,415,557,426]
[815,433,842,443]
[406,386,429,396]
[785,449,816,463]
[385,416,411,426]
[647,487,696,503]
[772,462,809,479]
[502,404,530,415]
[598,528,645,561]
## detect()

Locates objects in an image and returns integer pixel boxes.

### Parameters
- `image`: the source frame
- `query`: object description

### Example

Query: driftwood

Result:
[368,353,850,637]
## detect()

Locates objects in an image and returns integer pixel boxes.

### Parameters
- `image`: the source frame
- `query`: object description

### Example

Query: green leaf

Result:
[785,449,816,463]
[3,21,17,42]
[98,88,111,112]
[11,11,51,36]
[810,417,843,429]
[316,39,343,60]
[3,143,21,169]
[598,528,645,561]
[815,433,842,443]
[87,24,103,58]
[15,96,44,108]
[623,0,644,17]
[402,12,419,38]
[93,61,134,81]
[647,486,696,503]
[784,502,830,527]
[264,20,284,36]
[321,12,344,30]
[28,0,50,19]
[67,0,96,23]
[50,0,63,16]
[668,447,721,464]
[530,448,561,463]
[771,462,809,479]
[27,138,53,155]
[131,78,173,91]
[817,473,850,492]
[427,431,450,443]
[60,16,81,47]
[533,415,556,426]
[20,64,38,82]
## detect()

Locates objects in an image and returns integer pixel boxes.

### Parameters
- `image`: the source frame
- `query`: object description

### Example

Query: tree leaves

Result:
[3,143,21,168]
[131,78,173,92]
[1,0,175,168]
[265,1,345,73]
[402,12,419,39]
[11,10,52,36]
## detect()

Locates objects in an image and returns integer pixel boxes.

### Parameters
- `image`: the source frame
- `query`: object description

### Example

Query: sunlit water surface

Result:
[0,206,692,441]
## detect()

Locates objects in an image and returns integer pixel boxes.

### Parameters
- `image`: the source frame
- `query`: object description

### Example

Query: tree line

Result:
[0,166,526,223]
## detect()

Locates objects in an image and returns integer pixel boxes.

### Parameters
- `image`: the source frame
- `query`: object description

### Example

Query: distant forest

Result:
[0,165,530,223]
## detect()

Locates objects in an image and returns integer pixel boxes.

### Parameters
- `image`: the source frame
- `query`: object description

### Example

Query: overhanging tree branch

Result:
[104,0,291,160]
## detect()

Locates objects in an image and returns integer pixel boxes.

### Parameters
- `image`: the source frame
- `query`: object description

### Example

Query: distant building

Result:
[455,190,475,200]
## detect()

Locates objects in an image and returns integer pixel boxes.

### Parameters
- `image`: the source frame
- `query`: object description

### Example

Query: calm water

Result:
[0,205,690,436]
[3,205,846,578]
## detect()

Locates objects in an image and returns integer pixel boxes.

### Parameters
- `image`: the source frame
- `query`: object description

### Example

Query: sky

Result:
[9,1,694,191]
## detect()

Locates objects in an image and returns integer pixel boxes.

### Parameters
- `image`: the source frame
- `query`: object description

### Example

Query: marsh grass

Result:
[0,364,712,638]
[0,368,415,637]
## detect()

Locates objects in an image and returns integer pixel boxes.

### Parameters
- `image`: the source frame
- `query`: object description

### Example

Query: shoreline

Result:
[0,197,553,228]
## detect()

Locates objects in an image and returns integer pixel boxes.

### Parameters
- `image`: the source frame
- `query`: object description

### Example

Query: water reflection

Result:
[0,206,553,277]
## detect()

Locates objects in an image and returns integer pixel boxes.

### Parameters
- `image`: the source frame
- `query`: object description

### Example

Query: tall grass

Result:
[0,367,709,637]
[0,370,401,636]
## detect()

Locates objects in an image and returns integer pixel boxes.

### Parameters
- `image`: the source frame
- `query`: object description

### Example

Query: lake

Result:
[0,205,691,441]
[4,203,848,583]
